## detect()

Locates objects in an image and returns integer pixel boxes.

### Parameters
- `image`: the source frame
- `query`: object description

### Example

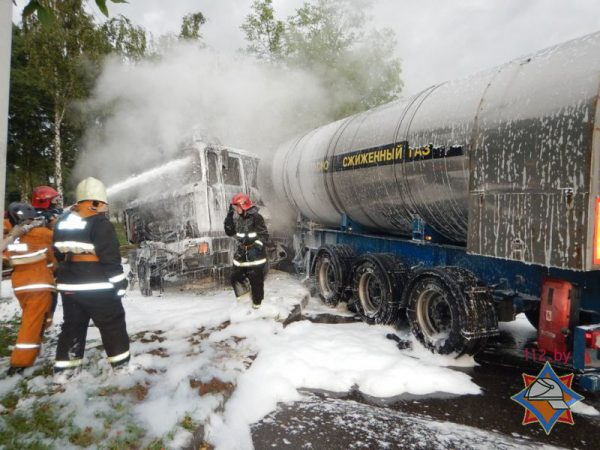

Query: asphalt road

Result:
[251,314,600,450]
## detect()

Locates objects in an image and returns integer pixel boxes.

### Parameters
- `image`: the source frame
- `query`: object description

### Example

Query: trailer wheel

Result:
[138,259,152,297]
[405,267,497,356]
[350,253,407,325]
[312,245,355,306]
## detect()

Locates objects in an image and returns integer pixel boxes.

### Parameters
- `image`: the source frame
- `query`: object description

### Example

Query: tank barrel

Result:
[269,31,600,271]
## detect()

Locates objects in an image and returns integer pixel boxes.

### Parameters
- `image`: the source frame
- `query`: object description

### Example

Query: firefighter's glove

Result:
[113,279,128,297]
[224,207,235,232]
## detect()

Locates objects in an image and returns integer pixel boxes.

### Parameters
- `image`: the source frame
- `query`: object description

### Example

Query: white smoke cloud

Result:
[76,43,330,185]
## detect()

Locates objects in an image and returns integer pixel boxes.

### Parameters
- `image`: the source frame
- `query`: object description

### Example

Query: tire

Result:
[405,267,497,356]
[312,245,355,306]
[138,259,152,297]
[350,253,407,325]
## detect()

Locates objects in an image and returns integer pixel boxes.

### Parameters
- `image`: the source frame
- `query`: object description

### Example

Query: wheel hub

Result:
[358,270,383,316]
[416,288,452,340]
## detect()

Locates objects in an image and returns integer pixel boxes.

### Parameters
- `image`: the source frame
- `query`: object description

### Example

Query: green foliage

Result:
[8,1,148,204]
[180,12,206,41]
[241,0,284,61]
[17,0,113,200]
[7,25,54,201]
[22,0,128,22]
[101,15,148,61]
[241,0,402,120]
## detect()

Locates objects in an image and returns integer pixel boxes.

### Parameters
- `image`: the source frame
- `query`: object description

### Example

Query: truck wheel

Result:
[405,267,497,356]
[312,245,355,306]
[351,253,407,325]
[138,259,152,297]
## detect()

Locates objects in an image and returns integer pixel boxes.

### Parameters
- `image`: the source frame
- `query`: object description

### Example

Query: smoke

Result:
[76,42,330,185]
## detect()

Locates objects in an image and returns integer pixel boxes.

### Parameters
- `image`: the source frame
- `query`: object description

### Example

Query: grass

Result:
[180,414,196,432]
[103,422,146,450]
[0,318,20,357]
[0,402,63,449]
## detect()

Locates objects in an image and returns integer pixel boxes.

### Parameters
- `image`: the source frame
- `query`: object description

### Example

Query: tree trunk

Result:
[53,102,64,203]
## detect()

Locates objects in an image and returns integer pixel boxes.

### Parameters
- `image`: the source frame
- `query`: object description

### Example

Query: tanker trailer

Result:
[268,31,600,387]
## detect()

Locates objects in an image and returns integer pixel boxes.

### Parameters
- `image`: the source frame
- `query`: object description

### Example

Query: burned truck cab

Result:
[109,137,266,295]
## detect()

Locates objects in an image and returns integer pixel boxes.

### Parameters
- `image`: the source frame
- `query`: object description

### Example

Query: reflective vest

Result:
[6,226,56,293]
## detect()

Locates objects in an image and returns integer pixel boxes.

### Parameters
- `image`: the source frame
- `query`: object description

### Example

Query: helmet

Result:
[76,177,108,203]
[230,193,253,211]
[7,202,37,226]
[32,186,60,209]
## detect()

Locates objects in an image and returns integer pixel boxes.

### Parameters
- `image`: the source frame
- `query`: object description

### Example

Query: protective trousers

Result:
[55,291,130,371]
[231,263,267,305]
[10,290,53,368]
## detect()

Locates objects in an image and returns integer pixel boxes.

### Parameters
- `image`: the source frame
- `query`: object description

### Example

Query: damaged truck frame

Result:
[270,32,600,390]
[108,134,287,296]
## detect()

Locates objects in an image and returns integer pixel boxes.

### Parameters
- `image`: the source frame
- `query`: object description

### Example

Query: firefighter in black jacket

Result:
[53,177,130,373]
[224,193,268,309]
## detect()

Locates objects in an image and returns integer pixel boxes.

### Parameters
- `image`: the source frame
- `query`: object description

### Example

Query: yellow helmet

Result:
[76,177,108,203]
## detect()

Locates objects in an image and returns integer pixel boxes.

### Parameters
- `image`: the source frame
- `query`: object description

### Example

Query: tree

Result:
[241,0,284,61]
[241,0,402,119]
[22,0,110,201]
[21,0,128,23]
[6,25,54,202]
[179,12,206,41]
[101,14,147,61]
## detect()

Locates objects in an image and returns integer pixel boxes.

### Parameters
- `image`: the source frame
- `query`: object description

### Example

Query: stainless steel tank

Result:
[270,32,600,270]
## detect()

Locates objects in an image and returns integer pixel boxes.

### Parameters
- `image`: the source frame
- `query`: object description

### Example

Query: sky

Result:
[3,273,596,448]
[97,0,600,94]
[11,0,600,94]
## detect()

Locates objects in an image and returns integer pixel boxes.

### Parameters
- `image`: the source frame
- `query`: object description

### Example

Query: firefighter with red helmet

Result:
[224,193,269,309]
[32,185,63,225]
[4,202,57,375]
[52,177,130,373]
[32,186,63,325]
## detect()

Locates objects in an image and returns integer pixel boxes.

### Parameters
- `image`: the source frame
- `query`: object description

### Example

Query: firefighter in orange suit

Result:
[2,212,13,279]
[4,202,56,375]
[31,186,63,325]
[53,177,130,373]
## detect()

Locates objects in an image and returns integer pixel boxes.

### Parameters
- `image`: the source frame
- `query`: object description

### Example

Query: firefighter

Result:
[224,193,269,309]
[32,185,63,225]
[32,186,64,326]
[53,177,130,374]
[4,202,56,375]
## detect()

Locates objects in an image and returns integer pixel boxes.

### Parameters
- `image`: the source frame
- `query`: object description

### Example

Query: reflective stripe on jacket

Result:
[8,226,56,293]
[224,206,269,266]
[53,211,124,292]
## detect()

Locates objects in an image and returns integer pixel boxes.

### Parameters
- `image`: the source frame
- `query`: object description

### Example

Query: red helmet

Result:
[230,193,253,211]
[32,186,60,209]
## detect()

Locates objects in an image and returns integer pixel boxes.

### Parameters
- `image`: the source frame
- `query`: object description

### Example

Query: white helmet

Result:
[76,177,108,203]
